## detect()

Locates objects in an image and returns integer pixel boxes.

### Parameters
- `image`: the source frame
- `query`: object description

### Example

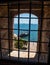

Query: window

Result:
[0,0,50,64]
[12,13,38,59]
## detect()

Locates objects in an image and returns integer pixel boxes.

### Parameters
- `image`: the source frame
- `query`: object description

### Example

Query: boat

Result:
[19,32,29,37]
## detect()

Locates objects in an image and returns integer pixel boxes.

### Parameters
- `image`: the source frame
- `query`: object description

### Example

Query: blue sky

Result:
[14,13,38,24]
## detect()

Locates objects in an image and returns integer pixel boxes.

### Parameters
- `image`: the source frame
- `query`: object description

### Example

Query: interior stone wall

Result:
[0,1,50,61]
[0,5,13,54]
[41,2,50,52]
[0,5,8,53]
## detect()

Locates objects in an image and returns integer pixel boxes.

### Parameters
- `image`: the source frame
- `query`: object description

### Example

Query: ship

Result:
[19,32,29,37]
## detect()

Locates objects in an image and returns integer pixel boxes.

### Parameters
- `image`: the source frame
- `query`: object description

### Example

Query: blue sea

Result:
[13,24,38,41]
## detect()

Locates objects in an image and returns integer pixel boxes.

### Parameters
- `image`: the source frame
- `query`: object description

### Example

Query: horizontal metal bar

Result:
[0,28,50,31]
[1,48,48,54]
[0,16,50,19]
[0,38,49,43]
[10,9,41,11]
[0,3,50,6]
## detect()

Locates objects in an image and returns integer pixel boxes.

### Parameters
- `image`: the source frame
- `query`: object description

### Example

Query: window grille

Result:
[0,0,50,64]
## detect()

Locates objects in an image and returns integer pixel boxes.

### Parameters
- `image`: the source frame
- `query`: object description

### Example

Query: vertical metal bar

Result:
[8,2,11,59]
[28,0,31,62]
[18,1,20,60]
[0,28,2,59]
[48,37,50,64]
[38,1,44,62]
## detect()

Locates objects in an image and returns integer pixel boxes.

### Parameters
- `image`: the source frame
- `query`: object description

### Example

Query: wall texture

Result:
[0,1,50,63]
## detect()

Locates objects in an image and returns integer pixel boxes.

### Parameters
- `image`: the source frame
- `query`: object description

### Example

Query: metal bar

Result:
[1,47,48,52]
[13,17,50,19]
[0,0,50,3]
[18,1,20,60]
[1,48,48,54]
[0,28,2,59]
[0,28,50,32]
[0,4,50,7]
[10,9,41,11]
[38,1,44,62]
[28,0,31,62]
[8,2,11,59]
[48,37,50,64]
[0,17,50,19]
[8,4,50,7]
[0,37,49,43]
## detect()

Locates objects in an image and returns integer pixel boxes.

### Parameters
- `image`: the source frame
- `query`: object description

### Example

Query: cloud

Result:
[14,13,38,24]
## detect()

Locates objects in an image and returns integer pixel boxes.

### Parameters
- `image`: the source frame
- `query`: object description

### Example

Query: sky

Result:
[14,13,38,24]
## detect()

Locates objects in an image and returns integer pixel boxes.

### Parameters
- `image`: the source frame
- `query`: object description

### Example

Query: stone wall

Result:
[0,5,13,54]
[0,5,8,53]
[0,1,50,62]
[41,2,50,52]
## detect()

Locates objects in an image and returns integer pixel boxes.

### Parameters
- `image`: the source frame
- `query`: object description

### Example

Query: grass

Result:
[14,37,27,49]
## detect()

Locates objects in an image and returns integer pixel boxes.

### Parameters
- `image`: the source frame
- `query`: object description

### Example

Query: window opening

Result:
[12,13,38,59]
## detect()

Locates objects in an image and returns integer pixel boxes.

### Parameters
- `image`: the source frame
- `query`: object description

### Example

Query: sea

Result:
[13,24,38,42]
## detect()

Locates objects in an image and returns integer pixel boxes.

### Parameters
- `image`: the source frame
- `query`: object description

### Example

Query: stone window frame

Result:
[8,1,43,62]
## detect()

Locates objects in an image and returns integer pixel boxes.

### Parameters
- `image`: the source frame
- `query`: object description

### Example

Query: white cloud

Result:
[14,13,38,24]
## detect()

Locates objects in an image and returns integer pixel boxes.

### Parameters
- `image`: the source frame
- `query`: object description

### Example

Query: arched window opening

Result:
[10,13,38,59]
